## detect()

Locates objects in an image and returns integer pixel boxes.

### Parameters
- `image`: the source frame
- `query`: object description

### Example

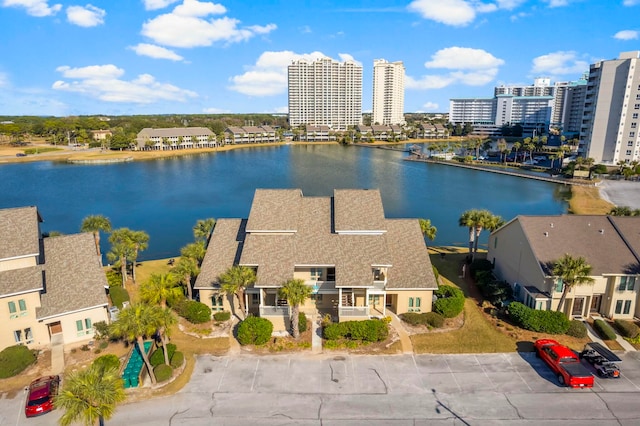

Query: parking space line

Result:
[475,355,496,390]
[216,357,229,392]
[443,357,462,392]
[620,373,640,391]
[411,354,426,390]
[502,353,532,392]
[250,359,260,392]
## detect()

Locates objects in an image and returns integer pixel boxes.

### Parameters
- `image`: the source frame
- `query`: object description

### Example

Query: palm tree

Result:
[129,230,149,284]
[496,139,507,162]
[609,206,632,216]
[107,229,136,287]
[80,215,112,257]
[140,273,182,309]
[458,209,481,257]
[278,279,312,339]
[171,256,199,300]
[476,213,504,255]
[193,218,216,244]
[418,218,437,241]
[512,141,521,162]
[219,265,256,320]
[180,240,206,265]
[55,363,126,426]
[552,254,595,313]
[110,303,162,384]
[156,307,177,366]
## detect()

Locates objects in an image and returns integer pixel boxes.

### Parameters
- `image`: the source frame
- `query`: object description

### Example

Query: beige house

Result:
[0,207,109,351]
[136,127,217,150]
[488,215,640,319]
[195,189,438,331]
[224,126,278,144]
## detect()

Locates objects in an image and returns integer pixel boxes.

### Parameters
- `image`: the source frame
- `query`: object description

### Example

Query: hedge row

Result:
[174,300,211,324]
[433,285,465,318]
[399,312,445,328]
[213,311,231,322]
[323,319,388,342]
[0,345,37,379]
[238,316,273,346]
[565,320,587,338]
[150,343,176,367]
[613,319,640,339]
[154,364,173,382]
[170,351,184,369]
[594,319,617,340]
[507,302,570,334]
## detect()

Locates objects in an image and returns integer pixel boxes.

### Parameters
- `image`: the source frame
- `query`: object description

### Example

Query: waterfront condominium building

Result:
[288,57,363,131]
[372,59,405,125]
[552,75,588,134]
[580,51,640,165]
[494,78,554,97]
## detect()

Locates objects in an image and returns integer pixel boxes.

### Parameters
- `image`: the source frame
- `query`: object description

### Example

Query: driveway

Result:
[4,352,640,425]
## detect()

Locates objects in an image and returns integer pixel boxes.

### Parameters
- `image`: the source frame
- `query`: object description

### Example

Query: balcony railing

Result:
[260,306,289,316]
[339,306,370,317]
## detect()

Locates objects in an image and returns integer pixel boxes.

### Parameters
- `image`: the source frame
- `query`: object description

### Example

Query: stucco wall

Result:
[0,255,38,272]
[389,290,433,314]
[0,292,46,350]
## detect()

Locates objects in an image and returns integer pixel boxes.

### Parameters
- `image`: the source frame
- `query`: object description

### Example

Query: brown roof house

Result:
[0,207,109,351]
[194,189,438,331]
[488,215,640,319]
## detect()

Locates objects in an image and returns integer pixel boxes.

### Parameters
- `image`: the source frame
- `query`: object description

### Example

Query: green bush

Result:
[423,312,445,328]
[213,311,231,322]
[323,320,388,342]
[175,300,211,324]
[92,354,120,371]
[153,364,173,382]
[170,351,184,369]
[298,312,308,333]
[109,285,130,309]
[433,285,465,318]
[566,320,587,338]
[93,321,110,340]
[614,319,640,339]
[399,312,444,328]
[594,319,617,340]
[237,316,273,345]
[399,312,423,326]
[470,259,493,276]
[106,270,121,287]
[0,345,37,378]
[507,302,570,334]
[149,343,176,367]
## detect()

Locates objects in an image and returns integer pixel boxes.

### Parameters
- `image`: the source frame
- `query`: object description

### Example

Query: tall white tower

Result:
[287,58,362,131]
[372,59,405,125]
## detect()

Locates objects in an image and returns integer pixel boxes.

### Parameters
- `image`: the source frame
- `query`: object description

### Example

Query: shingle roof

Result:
[334,189,387,233]
[385,220,438,289]
[194,219,245,290]
[37,234,109,319]
[610,216,640,260]
[245,189,302,232]
[137,127,213,138]
[0,265,44,297]
[0,206,41,260]
[518,215,640,276]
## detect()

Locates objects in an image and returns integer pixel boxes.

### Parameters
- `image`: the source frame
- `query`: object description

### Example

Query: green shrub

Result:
[423,312,445,328]
[93,321,110,340]
[0,345,37,378]
[237,316,273,345]
[614,319,640,339]
[213,311,231,322]
[480,280,512,306]
[323,320,387,342]
[175,300,211,324]
[153,364,173,382]
[399,312,423,326]
[566,320,587,338]
[92,354,120,371]
[470,259,493,276]
[399,312,444,328]
[433,286,465,318]
[149,343,176,367]
[170,351,184,369]
[106,270,121,287]
[594,319,617,340]
[507,302,570,334]
[298,312,308,333]
[109,285,130,309]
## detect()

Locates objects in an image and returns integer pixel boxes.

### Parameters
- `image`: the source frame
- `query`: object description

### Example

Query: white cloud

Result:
[614,30,639,40]
[129,43,184,61]
[407,0,476,26]
[66,5,105,27]
[273,106,288,114]
[2,0,61,17]
[202,107,230,113]
[0,72,8,87]
[141,0,276,48]
[52,64,197,103]
[421,102,439,111]
[531,51,589,75]
[229,50,339,96]
[142,0,180,10]
[407,47,504,90]
[624,0,640,5]
[544,0,571,6]
[299,25,312,34]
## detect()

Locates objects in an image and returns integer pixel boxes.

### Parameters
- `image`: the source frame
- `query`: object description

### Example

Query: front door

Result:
[572,297,585,317]
[590,295,602,312]
[48,321,62,335]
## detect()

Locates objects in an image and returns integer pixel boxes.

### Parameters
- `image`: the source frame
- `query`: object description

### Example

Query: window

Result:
[555,279,564,293]
[629,277,636,290]
[634,104,640,110]
[310,268,322,280]
[634,113,639,119]
[415,297,421,312]
[629,141,634,146]
[24,328,33,344]
[624,300,632,315]
[494,237,498,248]
[408,297,414,310]
[630,132,635,138]
[619,276,628,291]
[76,318,93,337]
[8,299,27,319]
[615,300,623,314]
[212,295,224,311]
[627,150,633,155]
[251,294,260,304]
[13,330,22,343]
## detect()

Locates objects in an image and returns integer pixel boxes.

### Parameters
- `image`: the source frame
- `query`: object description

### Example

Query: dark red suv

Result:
[25,375,60,417]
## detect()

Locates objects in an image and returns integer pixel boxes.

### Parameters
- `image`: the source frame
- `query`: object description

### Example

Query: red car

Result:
[25,375,60,417]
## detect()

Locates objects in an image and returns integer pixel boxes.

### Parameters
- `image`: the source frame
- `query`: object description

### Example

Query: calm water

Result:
[0,144,568,260]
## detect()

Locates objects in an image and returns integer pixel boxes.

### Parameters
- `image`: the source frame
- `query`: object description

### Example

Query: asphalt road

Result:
[4,351,640,426]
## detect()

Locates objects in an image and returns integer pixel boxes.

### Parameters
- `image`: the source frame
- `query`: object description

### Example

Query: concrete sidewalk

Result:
[587,316,637,352]
[389,313,413,354]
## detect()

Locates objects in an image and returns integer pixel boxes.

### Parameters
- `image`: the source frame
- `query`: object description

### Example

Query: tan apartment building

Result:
[0,207,109,351]
[488,215,640,319]
[195,189,438,331]
[136,127,216,150]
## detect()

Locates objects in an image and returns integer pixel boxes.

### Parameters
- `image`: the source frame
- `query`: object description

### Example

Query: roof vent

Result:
[550,223,554,228]
[599,229,604,234]
[544,232,549,237]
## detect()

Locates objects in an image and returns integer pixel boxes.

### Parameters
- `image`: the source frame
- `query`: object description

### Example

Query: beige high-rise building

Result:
[372,59,405,125]
[581,51,640,164]
[287,58,362,131]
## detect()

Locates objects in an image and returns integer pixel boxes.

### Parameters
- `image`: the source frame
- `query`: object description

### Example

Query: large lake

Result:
[0,144,568,260]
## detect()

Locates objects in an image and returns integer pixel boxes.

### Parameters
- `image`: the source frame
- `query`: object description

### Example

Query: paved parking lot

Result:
[3,351,640,425]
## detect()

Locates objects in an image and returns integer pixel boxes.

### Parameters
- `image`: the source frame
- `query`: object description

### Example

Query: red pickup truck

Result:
[534,339,594,388]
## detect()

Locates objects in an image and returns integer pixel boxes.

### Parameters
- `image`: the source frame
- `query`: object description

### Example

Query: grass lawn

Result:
[569,185,613,214]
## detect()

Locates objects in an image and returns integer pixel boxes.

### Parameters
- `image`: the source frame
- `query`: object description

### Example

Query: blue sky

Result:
[1,0,640,117]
